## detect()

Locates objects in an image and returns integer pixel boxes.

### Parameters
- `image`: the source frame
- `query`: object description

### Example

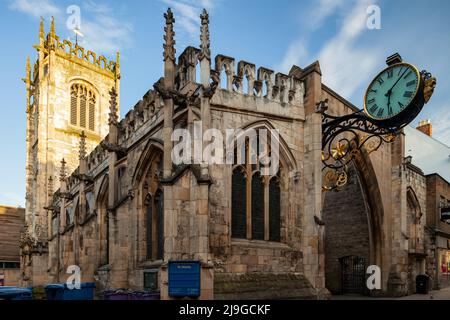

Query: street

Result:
[332,286,450,300]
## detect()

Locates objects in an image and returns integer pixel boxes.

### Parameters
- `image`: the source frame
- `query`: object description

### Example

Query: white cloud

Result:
[276,40,308,73]
[306,0,347,30]
[279,0,379,100]
[9,0,133,56]
[9,0,60,18]
[77,4,133,55]
[428,104,450,145]
[317,0,379,98]
[82,0,112,14]
[161,0,217,48]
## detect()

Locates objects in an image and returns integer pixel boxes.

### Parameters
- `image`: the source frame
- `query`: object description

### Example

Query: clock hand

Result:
[387,91,391,108]
[384,68,408,115]
[387,68,409,94]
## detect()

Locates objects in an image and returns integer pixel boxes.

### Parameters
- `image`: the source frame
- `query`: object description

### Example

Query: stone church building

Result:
[20,9,433,299]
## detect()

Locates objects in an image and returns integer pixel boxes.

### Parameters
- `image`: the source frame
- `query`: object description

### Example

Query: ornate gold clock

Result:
[364,61,428,127]
[322,53,437,191]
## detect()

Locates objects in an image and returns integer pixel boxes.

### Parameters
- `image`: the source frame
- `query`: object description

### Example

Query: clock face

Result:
[364,63,421,120]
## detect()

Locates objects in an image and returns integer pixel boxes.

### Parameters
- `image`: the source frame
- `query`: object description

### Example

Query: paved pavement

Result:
[331,286,450,300]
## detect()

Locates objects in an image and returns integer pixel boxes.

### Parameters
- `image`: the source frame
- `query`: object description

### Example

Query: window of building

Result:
[86,191,94,215]
[441,196,450,224]
[231,167,247,239]
[117,167,126,200]
[52,214,58,236]
[231,132,282,242]
[70,83,96,131]
[66,200,77,227]
[145,189,164,261]
[0,262,20,269]
[142,153,164,261]
[269,176,281,242]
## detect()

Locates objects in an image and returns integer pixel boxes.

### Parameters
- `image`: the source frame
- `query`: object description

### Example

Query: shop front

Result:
[436,236,450,288]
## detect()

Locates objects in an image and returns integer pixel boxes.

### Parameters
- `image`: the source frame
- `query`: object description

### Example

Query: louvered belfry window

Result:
[231,133,282,242]
[70,83,96,131]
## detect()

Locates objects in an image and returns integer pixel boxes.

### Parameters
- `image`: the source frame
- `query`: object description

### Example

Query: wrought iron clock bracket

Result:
[318,99,400,191]
[318,53,436,192]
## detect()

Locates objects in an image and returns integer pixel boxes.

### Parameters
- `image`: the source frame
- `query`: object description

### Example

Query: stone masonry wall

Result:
[323,165,371,294]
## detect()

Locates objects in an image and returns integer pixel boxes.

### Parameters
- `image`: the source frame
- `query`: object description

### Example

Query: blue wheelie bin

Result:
[0,287,33,300]
[45,282,96,300]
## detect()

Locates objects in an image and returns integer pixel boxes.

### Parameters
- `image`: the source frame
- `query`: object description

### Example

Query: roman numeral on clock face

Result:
[377,108,384,117]
[398,101,404,109]
[406,80,415,87]
[403,91,413,98]
[368,98,375,104]
[369,104,378,113]
[387,69,393,78]
[377,77,384,85]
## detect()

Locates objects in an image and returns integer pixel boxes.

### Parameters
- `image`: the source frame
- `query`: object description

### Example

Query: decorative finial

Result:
[79,131,87,160]
[50,16,55,37]
[115,51,120,76]
[199,9,210,61]
[48,16,56,49]
[163,8,176,62]
[47,176,54,197]
[39,17,44,40]
[25,57,31,82]
[108,87,119,126]
[59,158,67,181]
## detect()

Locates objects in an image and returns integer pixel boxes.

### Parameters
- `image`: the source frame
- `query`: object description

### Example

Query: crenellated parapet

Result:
[177,46,201,88]
[117,89,163,145]
[213,54,305,105]
[86,143,109,173]
[34,18,119,78]
[52,35,118,74]
[215,55,235,91]
[235,61,256,94]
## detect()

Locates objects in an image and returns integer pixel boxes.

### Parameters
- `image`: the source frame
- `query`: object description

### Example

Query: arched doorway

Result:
[323,164,371,294]
[322,151,384,295]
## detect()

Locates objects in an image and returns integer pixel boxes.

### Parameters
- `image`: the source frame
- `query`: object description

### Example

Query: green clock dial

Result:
[364,63,421,120]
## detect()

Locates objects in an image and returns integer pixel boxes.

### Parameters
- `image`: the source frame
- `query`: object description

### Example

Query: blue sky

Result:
[1,0,449,207]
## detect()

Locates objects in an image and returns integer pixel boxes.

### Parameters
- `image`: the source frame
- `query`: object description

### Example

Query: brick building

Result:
[426,174,450,288]
[0,205,25,286]
[405,121,450,289]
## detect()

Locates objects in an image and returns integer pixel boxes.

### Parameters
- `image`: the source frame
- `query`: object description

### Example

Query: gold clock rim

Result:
[363,62,421,121]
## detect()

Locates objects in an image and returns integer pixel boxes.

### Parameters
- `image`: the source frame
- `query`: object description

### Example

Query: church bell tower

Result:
[24,17,120,243]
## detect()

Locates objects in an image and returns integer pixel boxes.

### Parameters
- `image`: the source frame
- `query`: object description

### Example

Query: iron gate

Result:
[340,255,366,294]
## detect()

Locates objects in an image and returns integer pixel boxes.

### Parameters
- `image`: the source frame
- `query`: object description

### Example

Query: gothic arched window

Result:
[251,172,265,240]
[142,153,164,261]
[155,189,164,260]
[70,83,96,131]
[232,167,247,239]
[145,190,164,261]
[231,130,282,242]
[269,177,281,242]
[145,194,153,260]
